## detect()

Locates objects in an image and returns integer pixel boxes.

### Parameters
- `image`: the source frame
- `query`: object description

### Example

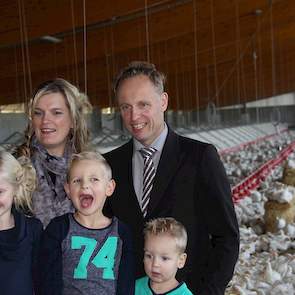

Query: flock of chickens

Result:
[223,131,295,295]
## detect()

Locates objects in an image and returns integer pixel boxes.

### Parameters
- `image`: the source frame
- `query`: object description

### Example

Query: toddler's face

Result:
[143,233,186,289]
[64,160,115,218]
[0,173,14,220]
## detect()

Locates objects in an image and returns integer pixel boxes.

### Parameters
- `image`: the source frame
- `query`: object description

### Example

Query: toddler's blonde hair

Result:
[144,217,187,253]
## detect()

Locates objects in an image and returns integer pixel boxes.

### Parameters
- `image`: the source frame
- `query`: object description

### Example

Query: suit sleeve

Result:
[198,145,239,295]
[38,215,69,295]
[116,221,135,295]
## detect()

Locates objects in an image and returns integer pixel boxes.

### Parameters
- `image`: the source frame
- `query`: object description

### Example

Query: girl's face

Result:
[32,92,73,157]
[0,173,14,221]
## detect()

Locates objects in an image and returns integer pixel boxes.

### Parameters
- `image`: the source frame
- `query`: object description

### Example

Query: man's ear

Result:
[106,179,116,197]
[177,253,187,269]
[161,92,168,112]
[64,183,71,199]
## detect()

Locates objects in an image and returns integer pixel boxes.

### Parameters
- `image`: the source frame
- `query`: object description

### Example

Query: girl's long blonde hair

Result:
[0,151,36,213]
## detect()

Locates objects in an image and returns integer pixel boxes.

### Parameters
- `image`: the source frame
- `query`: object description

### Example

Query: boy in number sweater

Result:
[39,151,135,295]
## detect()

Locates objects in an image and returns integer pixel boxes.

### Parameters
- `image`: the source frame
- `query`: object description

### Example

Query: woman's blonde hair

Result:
[0,151,36,213]
[17,78,92,157]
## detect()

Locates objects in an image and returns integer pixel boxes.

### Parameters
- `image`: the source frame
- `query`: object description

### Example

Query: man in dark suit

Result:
[104,61,239,294]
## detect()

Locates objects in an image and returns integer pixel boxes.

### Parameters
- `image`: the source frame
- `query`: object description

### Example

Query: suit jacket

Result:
[104,128,239,295]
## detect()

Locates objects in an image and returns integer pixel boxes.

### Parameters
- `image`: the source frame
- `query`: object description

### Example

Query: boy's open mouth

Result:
[79,194,94,208]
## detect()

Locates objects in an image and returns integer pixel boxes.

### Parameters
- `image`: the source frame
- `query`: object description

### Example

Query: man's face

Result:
[117,75,168,146]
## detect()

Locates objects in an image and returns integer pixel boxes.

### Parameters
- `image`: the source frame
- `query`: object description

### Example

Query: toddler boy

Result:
[136,217,193,294]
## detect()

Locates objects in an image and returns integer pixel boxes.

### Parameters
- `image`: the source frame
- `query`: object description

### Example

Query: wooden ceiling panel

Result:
[0,0,19,46]
[0,0,294,110]
[0,0,186,47]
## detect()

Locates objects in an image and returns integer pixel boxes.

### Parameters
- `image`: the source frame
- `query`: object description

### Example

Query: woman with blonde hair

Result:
[0,151,42,295]
[16,78,92,226]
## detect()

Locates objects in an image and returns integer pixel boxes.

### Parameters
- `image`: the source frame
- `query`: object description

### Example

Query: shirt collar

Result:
[133,123,168,153]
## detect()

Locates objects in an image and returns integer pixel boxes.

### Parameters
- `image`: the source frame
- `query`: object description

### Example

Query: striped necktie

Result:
[139,147,157,217]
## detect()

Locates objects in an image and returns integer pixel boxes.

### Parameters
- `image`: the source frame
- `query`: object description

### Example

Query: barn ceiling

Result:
[0,0,294,110]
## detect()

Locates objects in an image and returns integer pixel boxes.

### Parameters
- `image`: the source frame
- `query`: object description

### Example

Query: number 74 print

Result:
[71,236,118,280]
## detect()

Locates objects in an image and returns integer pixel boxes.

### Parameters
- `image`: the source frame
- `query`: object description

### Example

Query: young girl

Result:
[0,151,43,295]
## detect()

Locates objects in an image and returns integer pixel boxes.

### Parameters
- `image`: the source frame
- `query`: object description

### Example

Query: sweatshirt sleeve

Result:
[29,218,43,295]
[38,215,69,295]
[116,220,135,295]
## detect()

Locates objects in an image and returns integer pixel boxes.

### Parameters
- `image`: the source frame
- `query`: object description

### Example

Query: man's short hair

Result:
[67,151,112,182]
[144,217,187,253]
[113,61,166,96]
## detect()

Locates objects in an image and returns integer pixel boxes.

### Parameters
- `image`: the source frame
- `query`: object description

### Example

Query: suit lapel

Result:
[147,129,181,215]
[124,140,143,214]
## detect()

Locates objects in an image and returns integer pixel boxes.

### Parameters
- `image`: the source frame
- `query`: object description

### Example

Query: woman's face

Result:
[32,92,73,156]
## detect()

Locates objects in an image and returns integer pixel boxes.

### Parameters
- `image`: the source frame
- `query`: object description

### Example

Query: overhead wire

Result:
[212,4,272,107]
[64,39,71,80]
[144,0,150,62]
[110,24,116,83]
[235,0,241,116]
[193,0,200,127]
[210,0,219,108]
[254,10,263,124]
[253,39,260,123]
[83,0,87,95]
[53,43,58,77]
[175,60,180,117]
[181,44,185,112]
[17,0,27,103]
[269,0,277,96]
[21,0,32,97]
[14,45,20,104]
[70,0,79,87]
[104,27,112,108]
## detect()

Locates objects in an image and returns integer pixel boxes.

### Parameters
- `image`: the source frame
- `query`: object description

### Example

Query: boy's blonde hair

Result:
[144,217,187,253]
[0,151,36,213]
[67,151,112,182]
